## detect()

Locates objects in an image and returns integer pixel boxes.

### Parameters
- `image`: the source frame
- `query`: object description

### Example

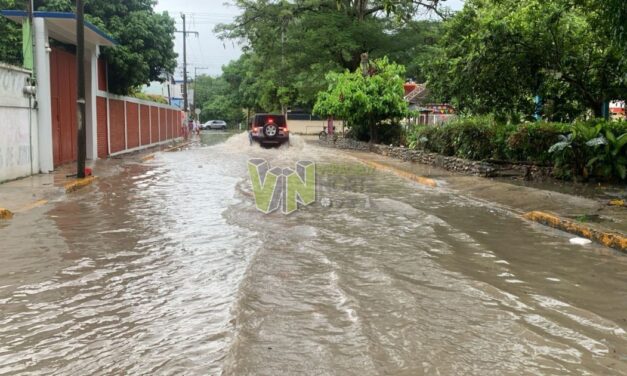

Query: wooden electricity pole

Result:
[175,14,198,114]
[182,13,188,112]
[76,0,86,178]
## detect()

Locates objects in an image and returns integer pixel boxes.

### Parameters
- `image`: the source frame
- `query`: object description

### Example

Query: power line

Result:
[174,14,199,112]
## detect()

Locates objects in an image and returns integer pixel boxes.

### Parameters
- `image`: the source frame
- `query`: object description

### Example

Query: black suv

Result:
[249,113,289,146]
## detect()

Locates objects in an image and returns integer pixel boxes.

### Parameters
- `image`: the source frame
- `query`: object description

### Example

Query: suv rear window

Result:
[254,114,286,127]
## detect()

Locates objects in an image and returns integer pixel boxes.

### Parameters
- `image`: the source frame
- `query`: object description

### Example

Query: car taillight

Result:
[252,127,259,132]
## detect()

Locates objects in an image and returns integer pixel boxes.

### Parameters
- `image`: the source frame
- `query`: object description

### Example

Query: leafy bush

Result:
[586,131,627,180]
[376,121,404,145]
[448,117,498,160]
[549,120,627,180]
[407,117,627,181]
[506,122,569,164]
[131,92,168,104]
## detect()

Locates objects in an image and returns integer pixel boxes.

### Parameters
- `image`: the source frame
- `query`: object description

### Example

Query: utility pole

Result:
[76,0,86,178]
[182,13,187,112]
[194,66,208,80]
[166,73,172,105]
[175,14,198,114]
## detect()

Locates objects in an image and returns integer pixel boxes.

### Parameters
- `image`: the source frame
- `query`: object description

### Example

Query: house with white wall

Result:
[0,11,184,183]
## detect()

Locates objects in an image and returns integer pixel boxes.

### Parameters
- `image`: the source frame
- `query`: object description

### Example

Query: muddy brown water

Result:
[1,133,626,375]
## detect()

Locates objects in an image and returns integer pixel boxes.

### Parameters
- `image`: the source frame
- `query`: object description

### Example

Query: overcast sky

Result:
[155,0,465,78]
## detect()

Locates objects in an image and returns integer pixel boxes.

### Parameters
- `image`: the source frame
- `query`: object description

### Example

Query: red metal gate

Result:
[50,48,78,167]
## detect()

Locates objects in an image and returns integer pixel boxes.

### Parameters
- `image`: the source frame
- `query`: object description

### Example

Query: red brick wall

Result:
[126,103,139,149]
[140,105,150,145]
[177,111,182,136]
[166,110,173,138]
[109,99,125,153]
[160,108,166,141]
[170,110,176,139]
[151,106,159,143]
[163,108,169,140]
[167,109,172,139]
[96,98,182,157]
[97,97,108,158]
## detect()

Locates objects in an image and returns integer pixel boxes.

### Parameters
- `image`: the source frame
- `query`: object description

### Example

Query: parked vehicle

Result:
[248,113,289,147]
[202,120,227,130]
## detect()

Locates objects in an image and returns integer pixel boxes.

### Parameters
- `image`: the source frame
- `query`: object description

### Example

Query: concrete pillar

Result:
[85,46,98,160]
[33,17,53,173]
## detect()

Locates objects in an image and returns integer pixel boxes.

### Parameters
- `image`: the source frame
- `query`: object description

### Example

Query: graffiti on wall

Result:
[0,65,32,182]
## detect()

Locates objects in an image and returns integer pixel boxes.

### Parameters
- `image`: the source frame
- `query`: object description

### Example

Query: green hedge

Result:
[407,117,627,181]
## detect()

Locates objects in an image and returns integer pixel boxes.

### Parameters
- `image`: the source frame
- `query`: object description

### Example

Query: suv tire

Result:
[263,123,278,138]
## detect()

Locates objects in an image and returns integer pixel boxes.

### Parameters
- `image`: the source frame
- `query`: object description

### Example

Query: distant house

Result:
[610,100,625,121]
[142,79,194,110]
[403,81,455,125]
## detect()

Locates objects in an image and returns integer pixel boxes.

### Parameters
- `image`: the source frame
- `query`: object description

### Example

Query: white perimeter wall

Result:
[288,119,345,135]
[0,64,37,183]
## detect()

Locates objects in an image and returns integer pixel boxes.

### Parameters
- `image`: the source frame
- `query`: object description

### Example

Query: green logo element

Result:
[248,159,316,214]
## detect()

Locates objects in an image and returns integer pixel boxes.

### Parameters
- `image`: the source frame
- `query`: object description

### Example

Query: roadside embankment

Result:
[318,137,552,179]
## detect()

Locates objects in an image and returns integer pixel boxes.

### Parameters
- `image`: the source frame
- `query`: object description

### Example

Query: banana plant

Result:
[586,131,627,180]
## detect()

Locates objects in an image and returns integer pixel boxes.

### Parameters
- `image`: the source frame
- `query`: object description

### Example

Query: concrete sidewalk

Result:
[0,139,191,217]
[345,150,626,251]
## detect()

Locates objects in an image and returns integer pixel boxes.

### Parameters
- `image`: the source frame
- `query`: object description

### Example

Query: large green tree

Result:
[217,0,444,112]
[426,0,626,122]
[0,0,22,66]
[194,73,245,125]
[314,57,408,142]
[0,0,176,94]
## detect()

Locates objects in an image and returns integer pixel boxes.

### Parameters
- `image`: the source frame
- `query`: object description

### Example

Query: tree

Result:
[0,0,176,94]
[0,0,22,66]
[313,57,408,142]
[84,0,177,94]
[217,0,442,112]
[426,0,626,121]
[193,74,245,126]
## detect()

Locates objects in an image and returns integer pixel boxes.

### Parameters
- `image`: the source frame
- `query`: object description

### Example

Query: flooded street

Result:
[1,132,626,375]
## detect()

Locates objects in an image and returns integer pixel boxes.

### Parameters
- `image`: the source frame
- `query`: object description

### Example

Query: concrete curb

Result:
[15,199,48,213]
[0,208,13,220]
[65,176,97,193]
[523,211,627,252]
[359,160,437,188]
[141,154,155,161]
[164,141,191,152]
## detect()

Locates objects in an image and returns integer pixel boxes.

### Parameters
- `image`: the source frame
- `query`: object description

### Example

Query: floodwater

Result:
[1,132,626,375]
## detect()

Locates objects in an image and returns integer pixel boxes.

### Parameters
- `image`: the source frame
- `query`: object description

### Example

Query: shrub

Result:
[376,122,403,145]
[410,115,502,159]
[550,120,627,180]
[447,117,498,160]
[407,116,626,181]
[131,92,168,104]
[507,122,569,164]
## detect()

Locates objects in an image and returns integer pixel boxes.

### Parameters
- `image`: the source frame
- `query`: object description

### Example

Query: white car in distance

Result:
[203,120,227,130]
